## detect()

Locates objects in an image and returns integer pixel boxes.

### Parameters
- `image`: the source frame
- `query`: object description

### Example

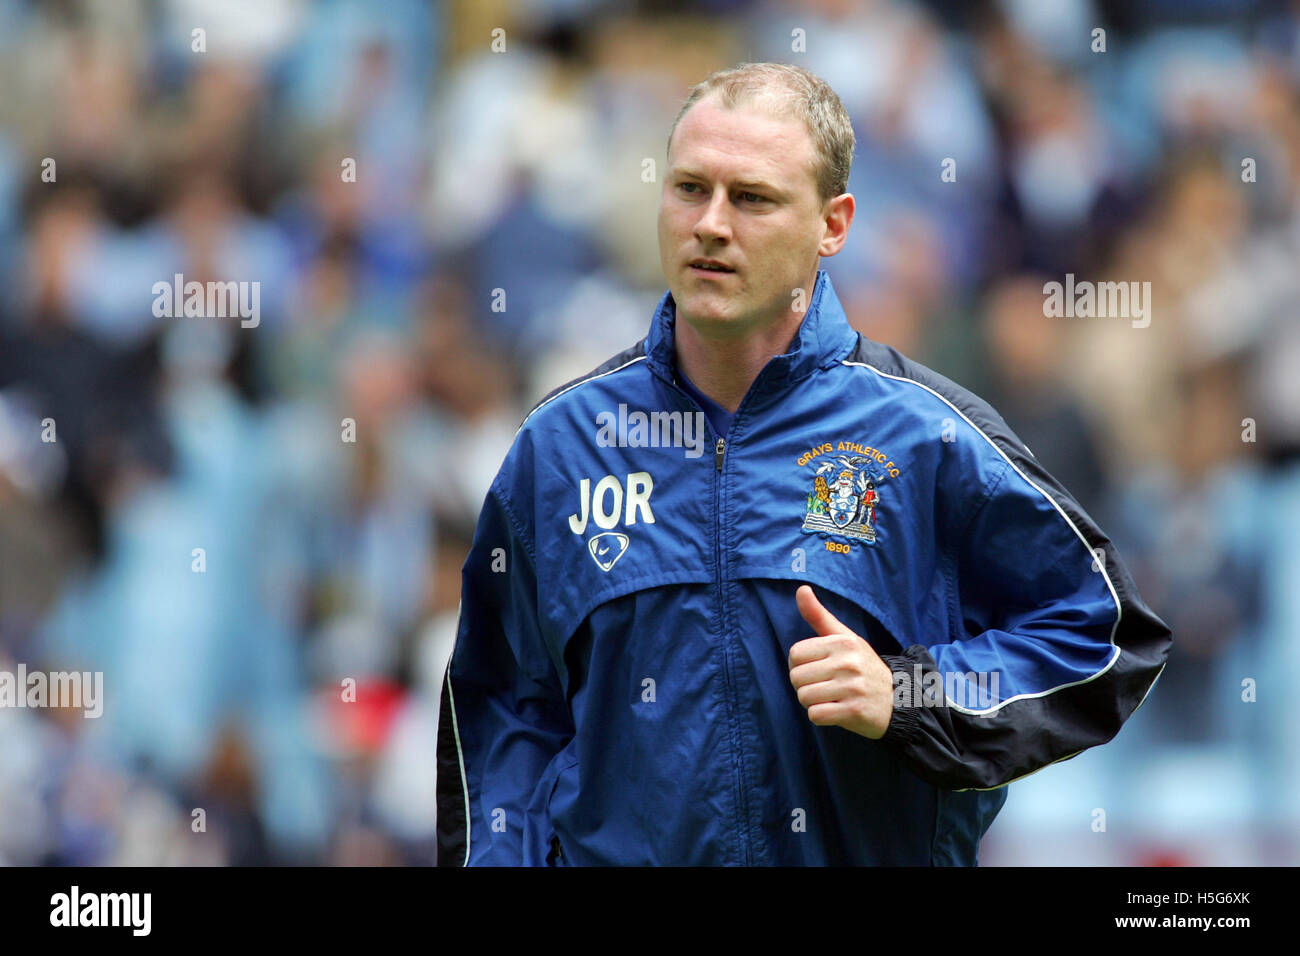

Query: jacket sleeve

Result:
[435,480,574,865]
[877,449,1173,791]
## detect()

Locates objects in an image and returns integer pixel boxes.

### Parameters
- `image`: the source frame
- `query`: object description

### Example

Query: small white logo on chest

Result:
[588,532,630,571]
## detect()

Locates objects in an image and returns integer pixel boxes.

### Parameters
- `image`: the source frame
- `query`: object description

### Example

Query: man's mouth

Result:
[689,259,736,275]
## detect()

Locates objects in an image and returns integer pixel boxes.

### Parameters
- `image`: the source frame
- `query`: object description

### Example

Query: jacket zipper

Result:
[710,426,754,865]
[671,381,754,865]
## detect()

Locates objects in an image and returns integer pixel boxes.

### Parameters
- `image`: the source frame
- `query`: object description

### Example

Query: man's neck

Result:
[674,274,818,413]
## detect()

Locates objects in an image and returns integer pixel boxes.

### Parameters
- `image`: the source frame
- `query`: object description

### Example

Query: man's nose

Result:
[694,191,732,244]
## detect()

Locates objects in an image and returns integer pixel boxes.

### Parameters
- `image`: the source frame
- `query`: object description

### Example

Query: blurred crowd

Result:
[0,0,1297,865]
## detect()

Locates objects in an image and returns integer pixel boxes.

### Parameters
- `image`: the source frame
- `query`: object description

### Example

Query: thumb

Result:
[796,585,847,635]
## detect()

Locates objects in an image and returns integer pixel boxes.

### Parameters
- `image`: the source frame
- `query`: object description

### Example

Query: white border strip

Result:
[842,359,1124,717]
[444,662,471,866]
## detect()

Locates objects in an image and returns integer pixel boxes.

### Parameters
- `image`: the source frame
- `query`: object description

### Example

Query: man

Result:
[435,62,1172,866]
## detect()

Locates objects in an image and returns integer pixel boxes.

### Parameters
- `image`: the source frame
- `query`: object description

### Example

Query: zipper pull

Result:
[715,437,725,471]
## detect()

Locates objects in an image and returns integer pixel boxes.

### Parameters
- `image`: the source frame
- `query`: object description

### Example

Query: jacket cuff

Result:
[877,650,925,750]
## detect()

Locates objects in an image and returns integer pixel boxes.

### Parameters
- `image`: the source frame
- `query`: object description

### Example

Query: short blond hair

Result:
[666,62,856,206]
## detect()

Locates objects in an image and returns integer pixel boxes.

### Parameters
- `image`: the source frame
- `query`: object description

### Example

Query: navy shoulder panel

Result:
[847,331,1109,567]
[847,334,1032,464]
[519,338,649,432]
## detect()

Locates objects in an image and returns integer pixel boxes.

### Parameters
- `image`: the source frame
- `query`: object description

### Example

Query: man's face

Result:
[658,93,835,337]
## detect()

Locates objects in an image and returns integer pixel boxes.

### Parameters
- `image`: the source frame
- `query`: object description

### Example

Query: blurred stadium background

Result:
[0,0,1297,865]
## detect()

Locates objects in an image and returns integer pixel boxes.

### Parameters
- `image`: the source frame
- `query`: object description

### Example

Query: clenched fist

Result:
[788,585,895,740]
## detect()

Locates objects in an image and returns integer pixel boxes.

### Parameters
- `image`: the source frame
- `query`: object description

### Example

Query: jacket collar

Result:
[644,269,859,401]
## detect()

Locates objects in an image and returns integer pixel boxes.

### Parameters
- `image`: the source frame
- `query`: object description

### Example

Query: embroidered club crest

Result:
[802,456,885,543]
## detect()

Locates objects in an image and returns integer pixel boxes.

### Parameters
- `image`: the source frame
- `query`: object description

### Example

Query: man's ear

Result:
[818,193,855,258]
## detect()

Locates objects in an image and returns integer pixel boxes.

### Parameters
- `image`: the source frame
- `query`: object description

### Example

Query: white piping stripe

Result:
[842,359,1125,717]
[1130,659,1167,714]
[444,659,471,866]
[515,354,648,437]
[959,747,1087,792]
[956,660,1162,790]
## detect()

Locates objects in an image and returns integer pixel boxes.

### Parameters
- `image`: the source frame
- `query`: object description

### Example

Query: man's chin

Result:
[676,294,741,329]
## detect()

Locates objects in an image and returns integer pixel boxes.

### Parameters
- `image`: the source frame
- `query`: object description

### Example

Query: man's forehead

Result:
[669,96,816,190]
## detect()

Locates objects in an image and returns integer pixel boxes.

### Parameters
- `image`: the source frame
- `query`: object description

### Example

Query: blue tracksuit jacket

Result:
[436,269,1172,866]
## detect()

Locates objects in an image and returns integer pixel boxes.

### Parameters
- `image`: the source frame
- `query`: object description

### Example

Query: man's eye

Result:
[678,182,701,194]
[739,192,766,203]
